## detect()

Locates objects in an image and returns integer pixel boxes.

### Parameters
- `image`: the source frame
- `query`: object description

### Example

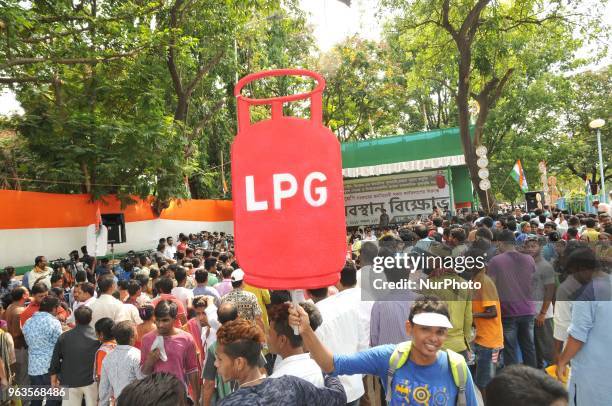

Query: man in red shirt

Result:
[151,277,187,327]
[20,282,68,327]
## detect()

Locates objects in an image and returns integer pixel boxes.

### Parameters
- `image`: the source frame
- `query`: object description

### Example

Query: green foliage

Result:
[0,0,315,204]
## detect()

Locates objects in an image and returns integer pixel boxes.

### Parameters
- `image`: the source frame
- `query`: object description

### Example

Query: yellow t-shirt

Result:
[472,271,504,349]
[243,284,271,327]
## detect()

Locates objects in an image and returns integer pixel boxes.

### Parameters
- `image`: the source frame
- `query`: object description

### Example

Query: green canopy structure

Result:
[341,127,474,209]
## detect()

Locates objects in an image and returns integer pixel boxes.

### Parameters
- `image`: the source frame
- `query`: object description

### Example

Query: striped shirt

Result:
[99,345,144,405]
[370,299,414,347]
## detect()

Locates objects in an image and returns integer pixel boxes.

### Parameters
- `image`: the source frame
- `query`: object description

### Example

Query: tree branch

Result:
[190,98,226,140]
[490,68,514,105]
[0,76,52,83]
[460,0,490,42]
[441,0,457,38]
[22,26,92,43]
[184,50,225,99]
[0,48,144,69]
[167,0,185,98]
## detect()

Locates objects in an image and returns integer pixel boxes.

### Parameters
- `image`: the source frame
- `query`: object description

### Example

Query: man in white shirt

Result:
[99,321,144,405]
[89,276,129,327]
[315,265,372,405]
[67,282,97,325]
[171,266,193,310]
[163,236,177,261]
[267,302,324,387]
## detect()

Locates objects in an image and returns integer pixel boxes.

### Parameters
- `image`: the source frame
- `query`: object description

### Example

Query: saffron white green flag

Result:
[510,160,528,192]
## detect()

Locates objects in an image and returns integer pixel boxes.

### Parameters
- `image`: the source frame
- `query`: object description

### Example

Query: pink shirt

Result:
[214,279,233,297]
[140,330,199,386]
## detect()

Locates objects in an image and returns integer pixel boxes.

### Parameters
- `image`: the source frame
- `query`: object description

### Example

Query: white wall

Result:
[0,219,234,268]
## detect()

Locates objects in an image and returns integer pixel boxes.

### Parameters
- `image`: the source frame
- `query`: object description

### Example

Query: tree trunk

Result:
[80,161,92,194]
[456,48,490,211]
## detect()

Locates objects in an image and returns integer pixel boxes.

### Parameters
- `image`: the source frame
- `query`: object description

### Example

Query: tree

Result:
[0,1,315,207]
[382,0,606,211]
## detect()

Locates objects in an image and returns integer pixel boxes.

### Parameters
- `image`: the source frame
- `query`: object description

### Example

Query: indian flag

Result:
[510,160,528,192]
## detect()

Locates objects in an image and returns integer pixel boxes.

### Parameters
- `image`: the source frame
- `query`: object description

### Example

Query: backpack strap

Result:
[446,349,468,406]
[386,341,411,403]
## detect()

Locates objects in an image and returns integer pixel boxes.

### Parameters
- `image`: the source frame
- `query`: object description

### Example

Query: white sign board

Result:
[344,171,450,227]
[86,224,108,257]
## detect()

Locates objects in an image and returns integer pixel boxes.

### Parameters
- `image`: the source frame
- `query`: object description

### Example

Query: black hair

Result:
[78,282,95,297]
[50,271,63,285]
[306,287,328,301]
[74,305,93,325]
[268,302,322,348]
[139,305,155,321]
[450,228,466,242]
[40,295,60,313]
[360,241,379,265]
[174,266,187,283]
[95,317,115,341]
[10,286,28,302]
[585,218,596,228]
[339,265,357,287]
[507,219,517,232]
[0,267,14,290]
[98,276,115,294]
[481,217,494,228]
[75,270,87,283]
[192,296,208,309]
[112,321,135,345]
[408,296,450,324]
[34,256,44,267]
[204,257,217,271]
[155,277,174,294]
[495,229,516,243]
[485,365,567,406]
[221,266,233,279]
[117,372,187,406]
[567,227,579,238]
[118,280,129,290]
[154,300,178,319]
[566,247,598,273]
[31,282,49,295]
[270,290,291,305]
[127,280,141,296]
[194,269,209,284]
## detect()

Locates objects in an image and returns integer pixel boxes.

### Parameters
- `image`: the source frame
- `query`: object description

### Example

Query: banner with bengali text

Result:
[344,171,450,226]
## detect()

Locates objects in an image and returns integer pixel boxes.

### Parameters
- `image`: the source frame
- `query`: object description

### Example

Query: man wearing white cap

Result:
[289,297,479,406]
[220,269,264,332]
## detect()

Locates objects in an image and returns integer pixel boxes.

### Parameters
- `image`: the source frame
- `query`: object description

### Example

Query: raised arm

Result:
[288,304,335,373]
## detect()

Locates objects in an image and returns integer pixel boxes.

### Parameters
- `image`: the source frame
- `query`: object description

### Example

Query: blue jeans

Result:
[28,373,62,406]
[502,315,537,368]
[472,343,497,388]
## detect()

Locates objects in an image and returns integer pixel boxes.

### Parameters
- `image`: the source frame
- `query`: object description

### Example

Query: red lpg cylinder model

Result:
[231,69,346,290]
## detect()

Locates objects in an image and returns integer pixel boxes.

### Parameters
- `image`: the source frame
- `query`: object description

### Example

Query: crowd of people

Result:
[0,206,608,405]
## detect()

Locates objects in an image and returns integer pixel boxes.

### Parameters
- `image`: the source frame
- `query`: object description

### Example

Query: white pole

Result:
[234,38,239,84]
[596,128,606,202]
